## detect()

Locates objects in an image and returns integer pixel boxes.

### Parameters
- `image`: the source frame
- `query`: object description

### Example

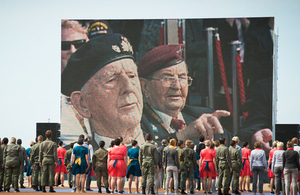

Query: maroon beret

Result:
[137,44,184,78]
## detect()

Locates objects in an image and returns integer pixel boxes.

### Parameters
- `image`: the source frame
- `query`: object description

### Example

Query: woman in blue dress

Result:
[26,141,34,187]
[71,138,89,193]
[126,140,141,193]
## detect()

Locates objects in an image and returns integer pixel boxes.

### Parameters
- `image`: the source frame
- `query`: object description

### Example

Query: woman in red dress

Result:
[199,140,217,194]
[54,141,67,187]
[108,138,127,194]
[268,141,278,194]
[239,141,252,192]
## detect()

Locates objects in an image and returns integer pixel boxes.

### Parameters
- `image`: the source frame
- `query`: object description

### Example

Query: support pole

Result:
[231,40,241,135]
[206,27,215,109]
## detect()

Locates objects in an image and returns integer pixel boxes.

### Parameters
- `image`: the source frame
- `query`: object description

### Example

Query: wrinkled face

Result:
[81,58,143,133]
[143,62,188,117]
[61,28,88,73]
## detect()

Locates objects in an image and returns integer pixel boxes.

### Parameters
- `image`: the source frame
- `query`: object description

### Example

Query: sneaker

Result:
[72,189,76,192]
[76,189,80,193]
[164,192,168,195]
[118,191,124,194]
[81,190,86,193]
[61,185,64,187]
[247,190,252,192]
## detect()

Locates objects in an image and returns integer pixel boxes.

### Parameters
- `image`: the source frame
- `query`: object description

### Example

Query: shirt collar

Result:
[151,106,185,133]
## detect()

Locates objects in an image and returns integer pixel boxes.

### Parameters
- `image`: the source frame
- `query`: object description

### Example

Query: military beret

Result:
[137,44,184,78]
[61,33,134,96]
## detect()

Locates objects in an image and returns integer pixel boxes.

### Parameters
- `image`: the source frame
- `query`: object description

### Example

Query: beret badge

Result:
[112,36,134,54]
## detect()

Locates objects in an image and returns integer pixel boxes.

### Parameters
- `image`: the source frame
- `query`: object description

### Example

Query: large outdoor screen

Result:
[60,18,274,151]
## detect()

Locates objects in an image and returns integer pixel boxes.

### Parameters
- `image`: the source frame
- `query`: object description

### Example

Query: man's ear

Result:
[70,91,91,118]
[140,78,150,99]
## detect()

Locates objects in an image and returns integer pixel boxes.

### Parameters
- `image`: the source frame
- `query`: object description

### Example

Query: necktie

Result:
[170,118,186,130]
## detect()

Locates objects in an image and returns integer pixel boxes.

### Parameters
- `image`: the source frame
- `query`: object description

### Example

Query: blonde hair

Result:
[277,142,284,149]
[254,142,261,148]
[185,140,193,147]
[232,136,239,143]
[61,20,87,34]
[29,141,35,147]
[273,140,278,147]
[10,137,16,144]
[205,140,211,147]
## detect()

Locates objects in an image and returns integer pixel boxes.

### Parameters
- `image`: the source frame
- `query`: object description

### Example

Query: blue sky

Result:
[0,0,299,147]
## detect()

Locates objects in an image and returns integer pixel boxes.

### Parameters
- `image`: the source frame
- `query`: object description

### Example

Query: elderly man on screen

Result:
[138,44,232,144]
[61,33,144,148]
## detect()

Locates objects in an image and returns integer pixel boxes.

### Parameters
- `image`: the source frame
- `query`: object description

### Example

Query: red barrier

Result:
[236,54,248,119]
[215,38,233,114]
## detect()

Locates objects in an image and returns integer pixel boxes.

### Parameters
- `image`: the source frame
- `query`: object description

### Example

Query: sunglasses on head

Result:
[61,39,86,51]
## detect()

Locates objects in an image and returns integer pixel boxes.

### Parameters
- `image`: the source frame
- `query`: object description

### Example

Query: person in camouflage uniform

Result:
[216,137,232,195]
[39,130,57,193]
[0,137,8,191]
[176,140,184,193]
[64,142,73,189]
[93,140,110,193]
[139,133,159,194]
[30,135,43,191]
[229,140,242,195]
[17,139,28,189]
[3,137,22,192]
[181,140,197,194]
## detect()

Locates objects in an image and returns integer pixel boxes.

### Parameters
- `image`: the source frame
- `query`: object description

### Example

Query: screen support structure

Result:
[272,30,279,143]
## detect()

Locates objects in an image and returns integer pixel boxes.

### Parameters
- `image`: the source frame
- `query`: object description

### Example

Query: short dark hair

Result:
[198,135,205,142]
[99,141,105,148]
[114,138,121,146]
[78,138,84,145]
[17,139,22,145]
[45,130,52,139]
[161,139,167,145]
[132,140,138,147]
[58,141,63,146]
[230,140,236,147]
[2,137,8,144]
[110,140,115,148]
[70,142,74,149]
[177,140,184,147]
[219,137,226,145]
[210,143,215,149]
[79,134,85,139]
[242,141,248,148]
[167,136,173,143]
[145,133,152,141]
[117,136,123,143]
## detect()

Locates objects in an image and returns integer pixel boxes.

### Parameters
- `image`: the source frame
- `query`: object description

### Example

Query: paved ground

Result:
[3,180,274,194]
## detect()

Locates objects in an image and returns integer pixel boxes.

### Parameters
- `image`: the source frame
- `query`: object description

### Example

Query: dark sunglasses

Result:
[61,39,86,51]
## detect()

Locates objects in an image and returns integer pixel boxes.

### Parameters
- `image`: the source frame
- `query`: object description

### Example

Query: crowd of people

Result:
[2,133,300,195]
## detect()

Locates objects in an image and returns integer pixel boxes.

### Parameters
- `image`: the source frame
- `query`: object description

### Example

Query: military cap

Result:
[137,44,184,78]
[61,33,134,96]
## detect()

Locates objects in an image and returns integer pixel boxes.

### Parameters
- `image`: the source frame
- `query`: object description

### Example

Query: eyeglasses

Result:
[149,76,193,87]
[61,39,86,51]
